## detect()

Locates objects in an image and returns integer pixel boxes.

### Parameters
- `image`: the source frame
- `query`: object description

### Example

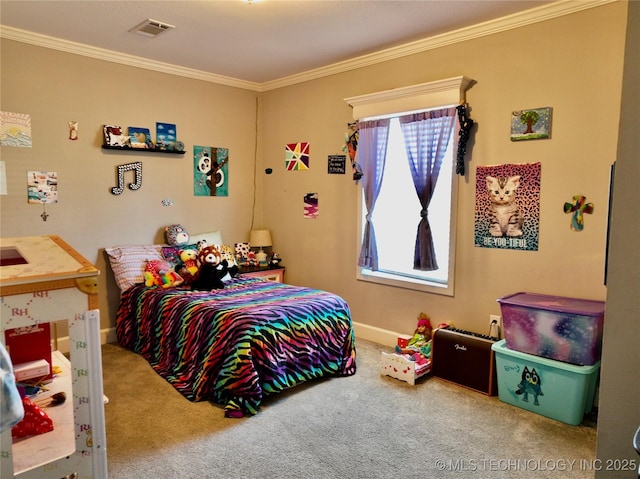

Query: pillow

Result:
[105,244,165,292]
[189,230,223,247]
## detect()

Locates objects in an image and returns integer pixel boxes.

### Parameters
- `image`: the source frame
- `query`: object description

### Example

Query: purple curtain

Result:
[399,108,457,271]
[356,119,391,270]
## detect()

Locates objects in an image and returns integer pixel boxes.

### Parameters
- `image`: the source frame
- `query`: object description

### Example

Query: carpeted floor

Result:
[103,338,597,479]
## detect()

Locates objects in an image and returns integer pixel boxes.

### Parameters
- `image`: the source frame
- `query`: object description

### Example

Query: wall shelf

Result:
[102,145,185,154]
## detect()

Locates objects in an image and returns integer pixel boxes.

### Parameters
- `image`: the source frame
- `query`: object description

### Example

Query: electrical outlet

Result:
[489,314,502,338]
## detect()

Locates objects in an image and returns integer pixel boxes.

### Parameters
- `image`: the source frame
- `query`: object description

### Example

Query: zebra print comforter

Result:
[115,277,356,416]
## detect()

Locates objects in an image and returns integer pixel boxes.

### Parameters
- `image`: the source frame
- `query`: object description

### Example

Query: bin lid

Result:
[497,292,605,316]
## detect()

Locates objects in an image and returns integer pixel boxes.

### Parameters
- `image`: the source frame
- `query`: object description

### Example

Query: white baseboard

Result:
[352,321,399,347]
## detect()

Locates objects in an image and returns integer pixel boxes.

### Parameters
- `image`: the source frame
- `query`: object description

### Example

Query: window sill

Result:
[356,269,454,296]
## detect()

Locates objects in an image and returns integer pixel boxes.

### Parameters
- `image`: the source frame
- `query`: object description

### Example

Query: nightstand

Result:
[240,267,285,283]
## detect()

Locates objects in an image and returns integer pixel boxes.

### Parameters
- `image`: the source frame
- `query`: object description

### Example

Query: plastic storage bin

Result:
[492,339,599,425]
[497,292,605,365]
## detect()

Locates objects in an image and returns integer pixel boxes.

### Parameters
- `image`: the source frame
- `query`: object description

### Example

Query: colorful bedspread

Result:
[116,277,356,416]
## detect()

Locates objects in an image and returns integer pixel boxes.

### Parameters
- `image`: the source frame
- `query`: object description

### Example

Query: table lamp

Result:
[249,229,272,266]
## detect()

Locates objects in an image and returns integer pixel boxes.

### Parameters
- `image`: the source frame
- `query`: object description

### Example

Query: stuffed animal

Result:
[234,242,250,267]
[179,248,199,276]
[246,251,258,268]
[191,245,239,290]
[269,253,282,268]
[144,260,184,288]
[165,224,189,246]
[218,255,239,281]
[191,245,225,290]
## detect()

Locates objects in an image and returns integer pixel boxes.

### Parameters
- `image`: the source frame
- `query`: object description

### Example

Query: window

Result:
[345,77,472,296]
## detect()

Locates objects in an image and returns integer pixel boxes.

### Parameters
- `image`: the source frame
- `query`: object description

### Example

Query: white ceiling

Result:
[1,0,586,88]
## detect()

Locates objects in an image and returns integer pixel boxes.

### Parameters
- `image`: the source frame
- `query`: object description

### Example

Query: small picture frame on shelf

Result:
[103,125,130,147]
[128,127,154,149]
[156,122,177,150]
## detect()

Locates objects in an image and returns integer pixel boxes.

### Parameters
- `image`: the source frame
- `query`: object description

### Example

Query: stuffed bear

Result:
[191,245,239,290]
[191,245,225,290]
[165,224,189,246]
[144,260,184,288]
[179,248,199,276]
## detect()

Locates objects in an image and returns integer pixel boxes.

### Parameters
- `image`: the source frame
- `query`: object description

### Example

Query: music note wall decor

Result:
[111,162,142,195]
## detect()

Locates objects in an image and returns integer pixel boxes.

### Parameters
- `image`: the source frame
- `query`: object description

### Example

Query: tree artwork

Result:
[510,107,551,141]
[519,110,539,134]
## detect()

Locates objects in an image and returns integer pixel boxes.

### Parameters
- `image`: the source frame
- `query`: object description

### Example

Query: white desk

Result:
[1,235,107,479]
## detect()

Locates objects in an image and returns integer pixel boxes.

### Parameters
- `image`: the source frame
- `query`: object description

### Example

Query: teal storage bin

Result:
[491,339,600,425]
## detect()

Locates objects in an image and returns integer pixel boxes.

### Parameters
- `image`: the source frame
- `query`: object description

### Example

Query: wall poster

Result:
[304,193,318,219]
[1,111,32,147]
[27,171,58,204]
[474,162,540,251]
[286,142,310,171]
[194,145,229,196]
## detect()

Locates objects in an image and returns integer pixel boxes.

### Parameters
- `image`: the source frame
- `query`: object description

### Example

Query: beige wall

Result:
[2,0,637,467]
[0,41,261,329]
[1,2,625,341]
[261,3,626,337]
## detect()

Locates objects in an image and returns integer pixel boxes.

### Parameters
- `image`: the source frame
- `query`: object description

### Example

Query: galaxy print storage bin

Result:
[497,292,605,366]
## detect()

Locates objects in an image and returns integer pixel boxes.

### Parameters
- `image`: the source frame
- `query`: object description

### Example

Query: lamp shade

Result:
[249,229,272,248]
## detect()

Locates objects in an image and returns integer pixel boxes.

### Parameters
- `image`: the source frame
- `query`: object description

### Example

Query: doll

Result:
[395,313,433,362]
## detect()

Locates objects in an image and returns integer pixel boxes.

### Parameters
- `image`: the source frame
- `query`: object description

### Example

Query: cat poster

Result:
[474,163,540,251]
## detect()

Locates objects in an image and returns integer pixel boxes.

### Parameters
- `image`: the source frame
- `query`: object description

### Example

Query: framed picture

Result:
[103,125,129,147]
[193,145,229,197]
[510,107,552,141]
[328,155,346,174]
[156,122,176,150]
[128,127,153,149]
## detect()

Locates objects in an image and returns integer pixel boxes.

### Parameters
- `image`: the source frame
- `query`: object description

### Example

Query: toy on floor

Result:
[395,312,433,363]
[381,313,435,385]
[380,351,431,386]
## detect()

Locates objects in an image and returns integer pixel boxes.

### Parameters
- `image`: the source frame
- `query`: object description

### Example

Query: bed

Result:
[113,266,356,417]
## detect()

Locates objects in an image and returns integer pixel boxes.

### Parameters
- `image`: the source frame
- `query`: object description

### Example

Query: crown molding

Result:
[0,25,263,92]
[0,0,616,93]
[261,0,618,91]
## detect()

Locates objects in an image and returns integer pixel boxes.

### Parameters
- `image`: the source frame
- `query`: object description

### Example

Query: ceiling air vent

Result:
[129,19,175,38]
